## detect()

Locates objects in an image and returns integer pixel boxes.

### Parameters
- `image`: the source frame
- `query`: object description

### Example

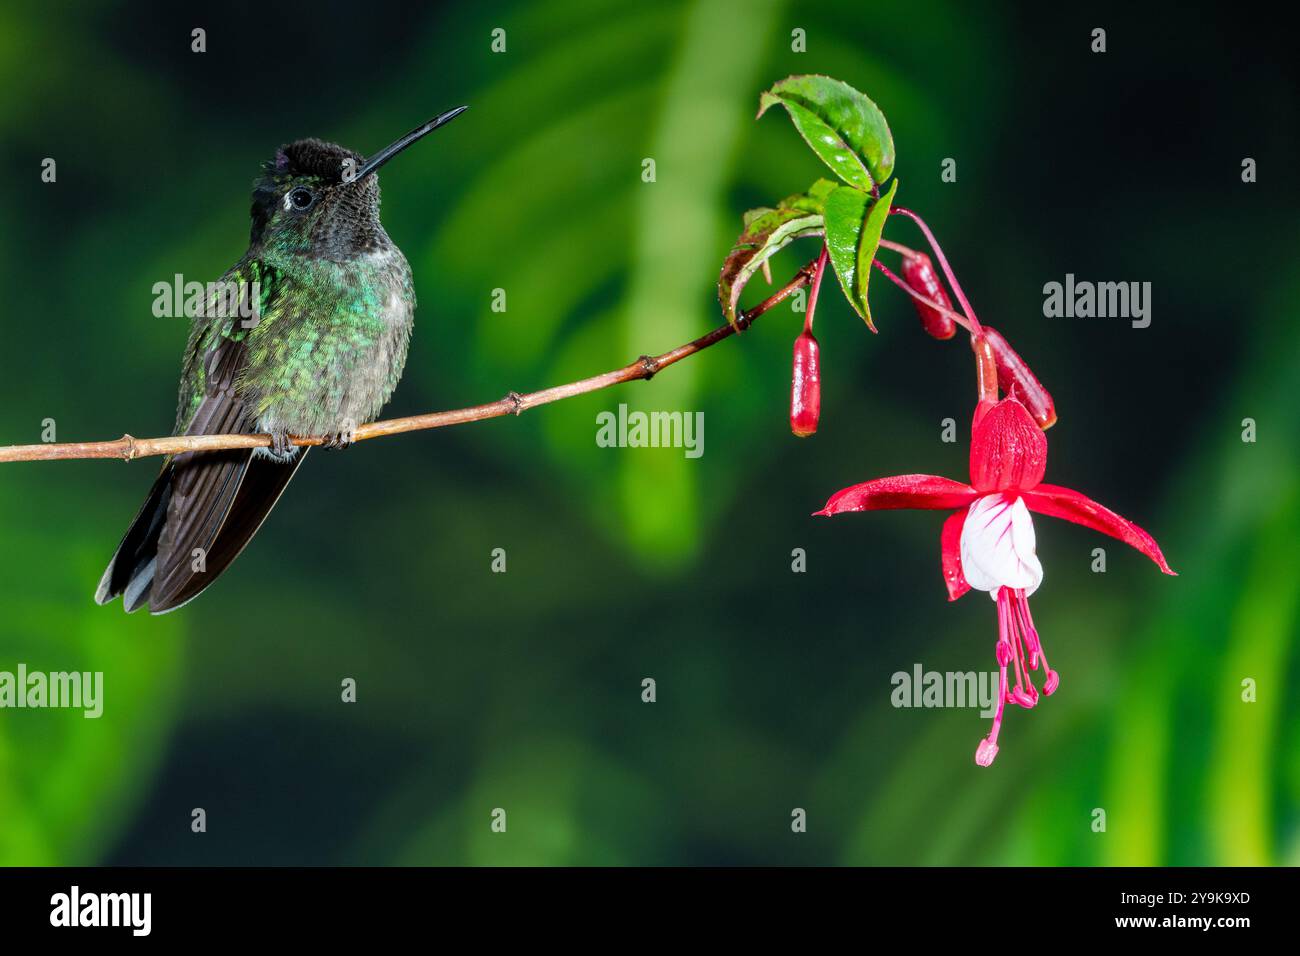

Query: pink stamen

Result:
[1014,590,1059,694]
[978,594,1013,765]
[977,587,1059,765]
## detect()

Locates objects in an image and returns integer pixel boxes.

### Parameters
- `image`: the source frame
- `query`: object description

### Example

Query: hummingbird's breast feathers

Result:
[250,250,414,439]
[200,246,416,441]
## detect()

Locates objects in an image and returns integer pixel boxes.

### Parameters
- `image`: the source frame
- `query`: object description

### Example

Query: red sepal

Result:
[1022,483,1176,575]
[815,475,978,515]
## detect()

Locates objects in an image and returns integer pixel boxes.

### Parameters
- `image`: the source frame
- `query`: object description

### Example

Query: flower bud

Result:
[790,329,821,437]
[982,326,1056,429]
[901,252,957,340]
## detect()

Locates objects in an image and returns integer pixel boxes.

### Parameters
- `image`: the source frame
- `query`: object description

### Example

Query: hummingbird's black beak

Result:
[352,106,468,181]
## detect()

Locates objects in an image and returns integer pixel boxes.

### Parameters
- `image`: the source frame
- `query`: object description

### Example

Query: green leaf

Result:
[855,179,898,330]
[823,180,898,331]
[777,178,838,214]
[718,206,823,327]
[758,75,895,189]
[822,187,868,322]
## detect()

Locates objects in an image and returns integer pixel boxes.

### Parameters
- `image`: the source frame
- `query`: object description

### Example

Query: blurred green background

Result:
[0,0,1296,865]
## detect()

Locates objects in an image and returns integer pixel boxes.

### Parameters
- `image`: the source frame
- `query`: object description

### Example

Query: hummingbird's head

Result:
[248,107,468,261]
[250,139,374,259]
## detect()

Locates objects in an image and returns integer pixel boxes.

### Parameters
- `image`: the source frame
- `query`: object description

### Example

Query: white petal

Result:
[959,494,1043,598]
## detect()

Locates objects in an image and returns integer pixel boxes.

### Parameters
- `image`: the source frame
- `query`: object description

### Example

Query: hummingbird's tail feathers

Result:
[122,557,157,613]
[93,445,249,614]
[149,445,253,612]
[201,449,308,575]
[147,447,307,614]
[94,462,175,610]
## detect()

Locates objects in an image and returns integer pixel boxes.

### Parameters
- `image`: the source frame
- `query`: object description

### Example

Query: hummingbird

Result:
[96,107,467,614]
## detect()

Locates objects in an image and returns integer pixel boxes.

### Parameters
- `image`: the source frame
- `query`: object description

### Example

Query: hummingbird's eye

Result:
[285,187,315,211]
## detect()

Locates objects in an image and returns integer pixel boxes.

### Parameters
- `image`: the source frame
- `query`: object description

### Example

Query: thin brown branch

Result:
[0,262,816,464]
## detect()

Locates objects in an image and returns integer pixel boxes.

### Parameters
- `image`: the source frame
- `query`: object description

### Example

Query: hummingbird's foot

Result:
[260,430,300,462]
[321,424,357,450]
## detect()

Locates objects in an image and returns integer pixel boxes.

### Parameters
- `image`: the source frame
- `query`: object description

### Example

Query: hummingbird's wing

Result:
[150,338,313,613]
[97,263,307,613]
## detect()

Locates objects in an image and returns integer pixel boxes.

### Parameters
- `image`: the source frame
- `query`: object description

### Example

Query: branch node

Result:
[504,391,524,415]
[638,354,660,379]
[121,434,138,461]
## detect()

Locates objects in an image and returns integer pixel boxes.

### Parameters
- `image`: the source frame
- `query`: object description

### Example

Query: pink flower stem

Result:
[890,207,983,334]
[871,259,975,335]
[876,237,917,258]
[804,245,829,335]
[876,237,1000,404]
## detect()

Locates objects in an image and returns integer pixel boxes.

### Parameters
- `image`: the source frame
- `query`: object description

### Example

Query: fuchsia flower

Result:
[816,395,1175,766]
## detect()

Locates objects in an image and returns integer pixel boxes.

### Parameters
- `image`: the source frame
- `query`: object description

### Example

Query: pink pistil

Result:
[976,587,1058,766]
